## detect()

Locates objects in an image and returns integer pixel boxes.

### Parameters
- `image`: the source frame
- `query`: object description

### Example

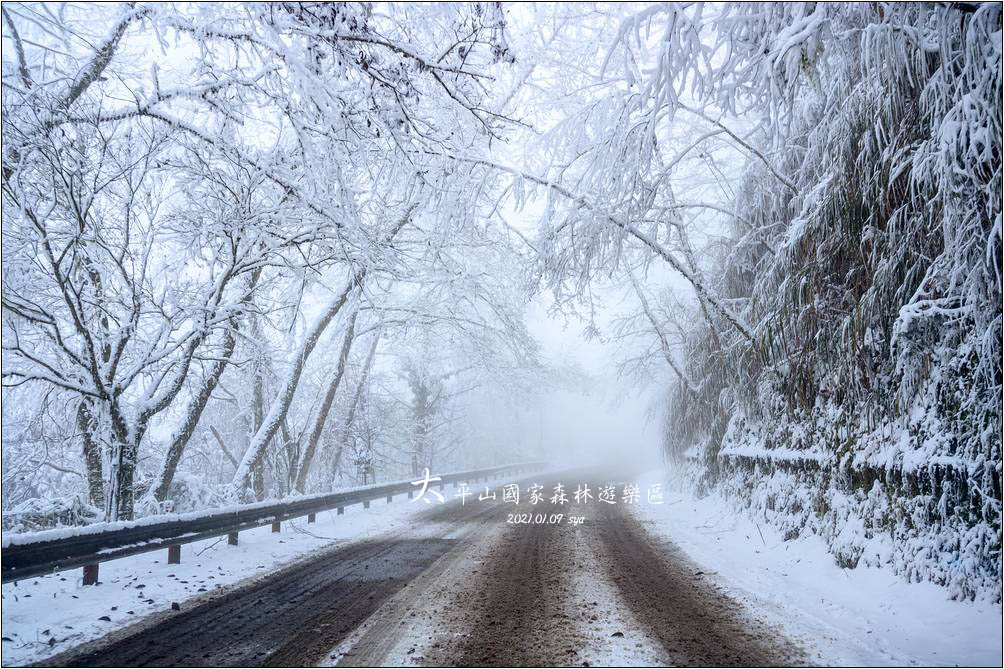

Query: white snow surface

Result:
[0,496,427,666]
[633,469,1003,667]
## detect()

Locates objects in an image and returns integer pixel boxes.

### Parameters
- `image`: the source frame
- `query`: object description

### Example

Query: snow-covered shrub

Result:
[656,4,1001,600]
[2,496,101,533]
[134,472,229,516]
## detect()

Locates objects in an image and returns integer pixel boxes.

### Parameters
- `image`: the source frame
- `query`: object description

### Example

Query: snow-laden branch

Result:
[625,268,703,398]
[444,153,759,347]
[230,207,413,496]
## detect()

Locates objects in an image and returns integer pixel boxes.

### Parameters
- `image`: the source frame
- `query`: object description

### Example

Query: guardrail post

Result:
[363,500,370,509]
[83,563,99,585]
[168,545,181,564]
[307,513,316,523]
[337,506,344,515]
[271,521,281,532]
[228,532,239,545]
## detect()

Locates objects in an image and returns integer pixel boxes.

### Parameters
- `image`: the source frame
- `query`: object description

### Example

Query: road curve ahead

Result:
[48,468,804,667]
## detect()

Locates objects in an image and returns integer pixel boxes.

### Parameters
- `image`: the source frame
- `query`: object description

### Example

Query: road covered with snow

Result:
[2,467,1000,667]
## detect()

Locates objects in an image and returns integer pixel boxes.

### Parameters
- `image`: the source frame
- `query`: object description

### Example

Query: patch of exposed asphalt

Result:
[588,494,807,666]
[416,494,588,667]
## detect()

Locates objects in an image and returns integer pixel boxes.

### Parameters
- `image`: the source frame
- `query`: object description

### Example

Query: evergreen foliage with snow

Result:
[618,4,1002,600]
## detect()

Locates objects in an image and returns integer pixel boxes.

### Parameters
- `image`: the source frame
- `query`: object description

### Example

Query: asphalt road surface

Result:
[47,468,804,667]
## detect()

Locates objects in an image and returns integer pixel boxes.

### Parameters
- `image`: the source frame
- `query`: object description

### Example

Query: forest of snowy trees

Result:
[643,4,1003,600]
[1,2,541,524]
[2,3,1000,599]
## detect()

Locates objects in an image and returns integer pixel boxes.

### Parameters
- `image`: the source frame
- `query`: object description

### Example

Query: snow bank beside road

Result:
[632,469,1003,666]
[1,498,426,666]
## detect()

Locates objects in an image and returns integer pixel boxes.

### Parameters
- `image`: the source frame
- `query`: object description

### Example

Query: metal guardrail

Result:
[1,461,547,583]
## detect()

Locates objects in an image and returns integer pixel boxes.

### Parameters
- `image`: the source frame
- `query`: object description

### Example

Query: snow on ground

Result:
[564,502,667,665]
[632,469,1003,667]
[320,497,668,667]
[0,496,428,666]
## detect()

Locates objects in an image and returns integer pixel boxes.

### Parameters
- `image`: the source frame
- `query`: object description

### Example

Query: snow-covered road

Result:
[2,467,1000,667]
[321,469,800,667]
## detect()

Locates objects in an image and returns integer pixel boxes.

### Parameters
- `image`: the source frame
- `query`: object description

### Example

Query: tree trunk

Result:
[331,329,380,483]
[232,279,358,497]
[294,310,358,493]
[251,357,268,502]
[231,207,411,498]
[105,400,138,521]
[76,400,104,507]
[209,424,239,469]
[150,319,241,502]
[280,419,297,495]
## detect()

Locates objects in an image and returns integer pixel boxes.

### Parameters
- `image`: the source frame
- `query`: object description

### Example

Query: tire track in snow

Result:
[589,497,805,665]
